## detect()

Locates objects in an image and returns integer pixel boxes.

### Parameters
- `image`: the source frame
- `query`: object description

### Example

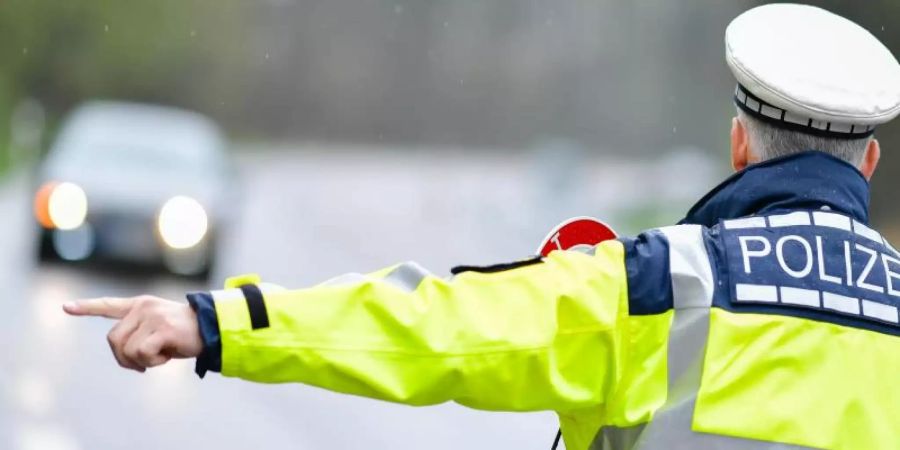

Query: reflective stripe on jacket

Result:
[189,151,900,450]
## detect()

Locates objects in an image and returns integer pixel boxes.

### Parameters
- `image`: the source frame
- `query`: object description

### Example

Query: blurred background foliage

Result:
[2,0,900,226]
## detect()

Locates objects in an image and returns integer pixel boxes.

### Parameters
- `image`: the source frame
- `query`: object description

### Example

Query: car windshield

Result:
[51,105,221,173]
[63,141,212,172]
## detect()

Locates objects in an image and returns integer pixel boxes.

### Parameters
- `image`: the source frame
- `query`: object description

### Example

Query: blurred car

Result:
[33,101,233,278]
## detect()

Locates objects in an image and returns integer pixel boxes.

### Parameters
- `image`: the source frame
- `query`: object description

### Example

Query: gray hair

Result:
[736,108,870,167]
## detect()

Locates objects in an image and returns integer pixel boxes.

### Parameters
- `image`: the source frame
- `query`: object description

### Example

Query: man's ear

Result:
[859,138,881,181]
[731,116,750,172]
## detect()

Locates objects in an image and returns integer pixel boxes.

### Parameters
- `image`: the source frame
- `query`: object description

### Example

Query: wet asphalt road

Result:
[0,148,590,450]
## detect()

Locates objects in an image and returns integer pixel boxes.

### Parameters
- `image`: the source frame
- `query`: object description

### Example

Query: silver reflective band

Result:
[625,225,714,449]
[383,261,431,292]
[320,262,432,293]
[661,225,715,309]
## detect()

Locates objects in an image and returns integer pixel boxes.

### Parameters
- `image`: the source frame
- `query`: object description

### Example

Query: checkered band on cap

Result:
[734,84,875,139]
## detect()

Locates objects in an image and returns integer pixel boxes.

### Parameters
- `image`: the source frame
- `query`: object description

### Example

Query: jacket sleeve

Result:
[205,240,629,412]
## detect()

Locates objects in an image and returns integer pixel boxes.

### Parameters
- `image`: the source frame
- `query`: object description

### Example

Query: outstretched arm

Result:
[66,240,629,413]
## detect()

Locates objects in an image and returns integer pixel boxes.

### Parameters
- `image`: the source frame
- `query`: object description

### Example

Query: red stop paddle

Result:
[537,216,617,257]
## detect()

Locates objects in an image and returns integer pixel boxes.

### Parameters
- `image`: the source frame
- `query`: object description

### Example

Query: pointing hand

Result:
[64,296,203,372]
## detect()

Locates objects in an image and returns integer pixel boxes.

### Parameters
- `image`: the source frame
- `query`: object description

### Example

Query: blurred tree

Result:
[0,0,253,164]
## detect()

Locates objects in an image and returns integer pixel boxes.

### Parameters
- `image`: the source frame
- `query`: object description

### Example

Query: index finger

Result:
[63,297,136,319]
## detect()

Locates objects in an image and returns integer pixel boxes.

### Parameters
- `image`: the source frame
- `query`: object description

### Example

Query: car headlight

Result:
[35,182,88,230]
[157,196,208,249]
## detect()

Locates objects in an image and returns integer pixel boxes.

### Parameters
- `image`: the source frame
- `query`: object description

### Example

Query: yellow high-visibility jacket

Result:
[188,152,900,449]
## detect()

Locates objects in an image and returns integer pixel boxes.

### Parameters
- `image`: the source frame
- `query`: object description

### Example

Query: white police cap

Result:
[726,3,900,138]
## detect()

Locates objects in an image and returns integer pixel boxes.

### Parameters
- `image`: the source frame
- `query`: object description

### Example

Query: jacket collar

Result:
[679,151,870,227]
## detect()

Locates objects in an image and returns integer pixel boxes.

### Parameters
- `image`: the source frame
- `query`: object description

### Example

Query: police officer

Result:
[66,4,900,449]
